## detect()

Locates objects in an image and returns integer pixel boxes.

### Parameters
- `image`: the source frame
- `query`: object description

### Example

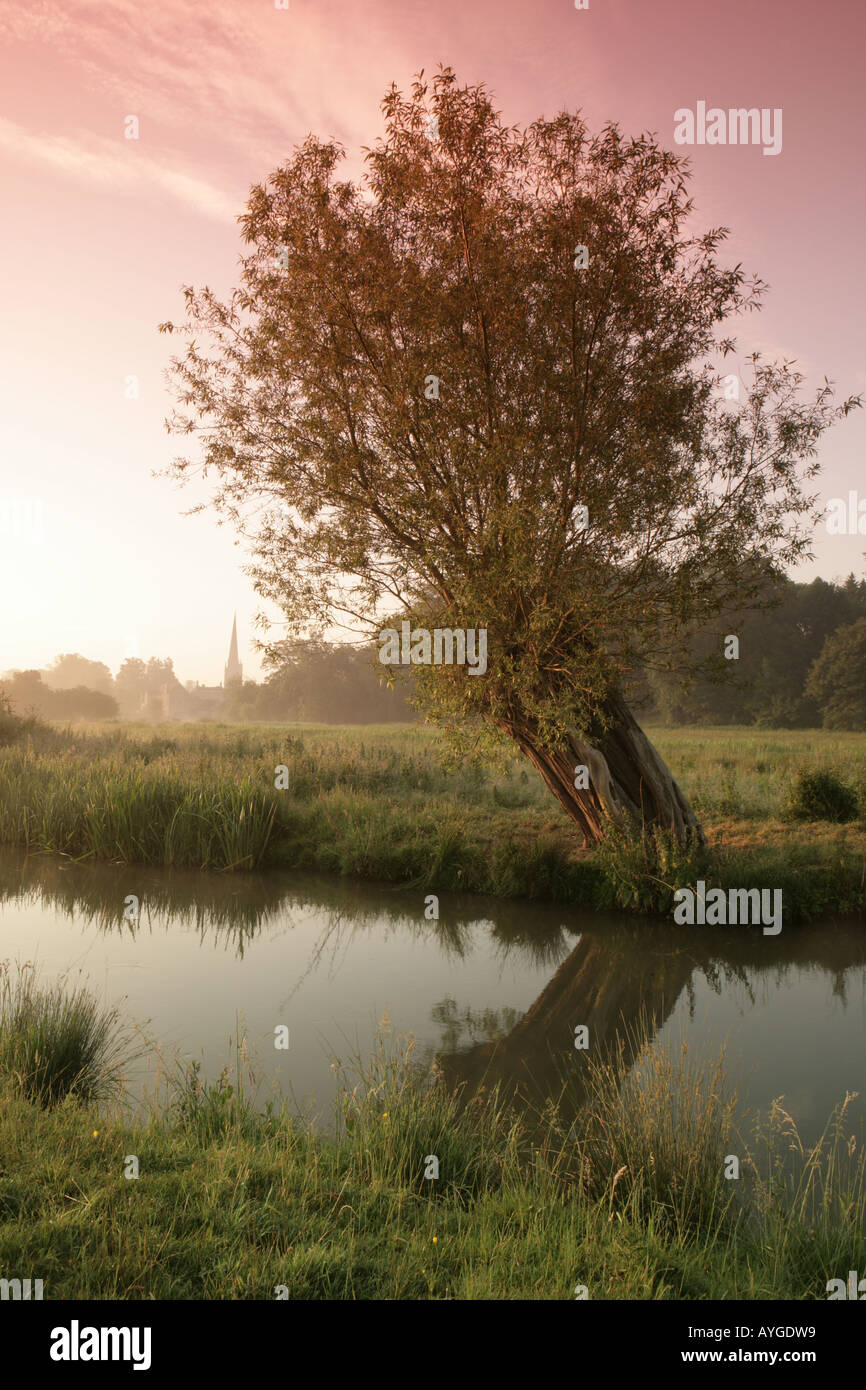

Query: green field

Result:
[1,719,865,919]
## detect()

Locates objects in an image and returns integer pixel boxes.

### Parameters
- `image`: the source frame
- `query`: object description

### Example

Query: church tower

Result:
[224,612,243,686]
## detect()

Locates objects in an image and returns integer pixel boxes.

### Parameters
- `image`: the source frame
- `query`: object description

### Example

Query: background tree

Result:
[160,68,859,846]
[0,670,117,721]
[115,658,148,718]
[43,654,115,696]
[50,687,118,720]
[115,656,191,719]
[251,637,415,722]
[0,670,52,717]
[805,619,866,730]
[643,574,866,727]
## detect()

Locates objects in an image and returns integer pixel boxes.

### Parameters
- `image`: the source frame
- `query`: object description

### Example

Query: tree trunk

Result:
[498,687,704,848]
[438,927,694,1108]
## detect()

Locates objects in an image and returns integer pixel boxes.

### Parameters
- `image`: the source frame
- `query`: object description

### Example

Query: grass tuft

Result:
[0,961,139,1108]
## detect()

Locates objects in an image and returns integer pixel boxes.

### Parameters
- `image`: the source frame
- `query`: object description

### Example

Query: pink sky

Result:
[1,0,864,684]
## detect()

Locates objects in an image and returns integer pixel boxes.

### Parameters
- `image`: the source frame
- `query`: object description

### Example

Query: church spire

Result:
[224,612,243,686]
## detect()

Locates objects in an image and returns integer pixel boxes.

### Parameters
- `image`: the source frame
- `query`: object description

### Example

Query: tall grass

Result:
[0,718,864,915]
[593,824,713,914]
[741,1092,866,1293]
[332,1025,523,1202]
[565,1021,741,1237]
[0,961,139,1107]
[1,1009,864,1298]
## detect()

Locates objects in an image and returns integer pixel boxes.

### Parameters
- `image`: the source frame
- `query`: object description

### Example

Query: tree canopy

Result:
[159,68,859,843]
[43,654,115,696]
[805,618,866,730]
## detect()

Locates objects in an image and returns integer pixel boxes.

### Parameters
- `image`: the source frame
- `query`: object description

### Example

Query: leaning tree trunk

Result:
[498,687,704,848]
[438,926,695,1109]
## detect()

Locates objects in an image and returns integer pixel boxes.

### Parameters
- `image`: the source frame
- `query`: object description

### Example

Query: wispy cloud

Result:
[0,0,413,174]
[0,117,239,221]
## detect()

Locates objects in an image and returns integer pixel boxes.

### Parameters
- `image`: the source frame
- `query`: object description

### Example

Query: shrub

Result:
[783,769,859,823]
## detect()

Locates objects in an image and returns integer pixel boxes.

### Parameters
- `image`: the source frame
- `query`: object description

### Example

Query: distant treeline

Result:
[251,576,866,730]
[0,644,414,725]
[3,574,865,728]
[0,669,119,721]
[226,638,415,723]
[632,574,866,729]
[0,658,187,723]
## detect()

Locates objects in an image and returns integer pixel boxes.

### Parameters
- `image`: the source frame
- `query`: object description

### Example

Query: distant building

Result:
[224,612,243,686]
[141,683,170,722]
[182,680,225,717]
[179,615,245,718]
[138,617,243,722]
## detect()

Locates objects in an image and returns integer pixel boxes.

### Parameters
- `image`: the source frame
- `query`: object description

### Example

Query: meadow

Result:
[0,716,865,919]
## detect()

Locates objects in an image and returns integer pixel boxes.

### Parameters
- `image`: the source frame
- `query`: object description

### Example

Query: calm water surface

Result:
[0,848,864,1139]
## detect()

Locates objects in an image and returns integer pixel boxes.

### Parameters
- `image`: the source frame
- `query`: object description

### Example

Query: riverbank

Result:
[1,1002,864,1301]
[0,720,865,920]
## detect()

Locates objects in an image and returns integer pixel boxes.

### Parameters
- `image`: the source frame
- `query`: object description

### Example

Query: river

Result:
[0,847,864,1141]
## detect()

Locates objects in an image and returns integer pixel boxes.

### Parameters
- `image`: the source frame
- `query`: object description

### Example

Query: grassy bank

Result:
[0,971,863,1300]
[0,720,865,919]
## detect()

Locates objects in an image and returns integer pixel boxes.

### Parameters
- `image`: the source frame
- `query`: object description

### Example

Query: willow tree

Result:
[160,68,858,847]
